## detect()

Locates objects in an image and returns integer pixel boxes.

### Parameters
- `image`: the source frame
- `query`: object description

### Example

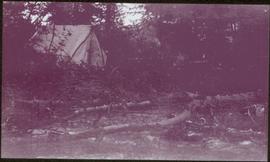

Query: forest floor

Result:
[1,84,268,161]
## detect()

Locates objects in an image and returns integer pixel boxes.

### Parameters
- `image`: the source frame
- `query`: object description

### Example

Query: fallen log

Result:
[63,100,152,121]
[14,99,63,105]
[67,109,191,140]
[188,92,258,110]
[213,92,256,102]
[74,100,152,114]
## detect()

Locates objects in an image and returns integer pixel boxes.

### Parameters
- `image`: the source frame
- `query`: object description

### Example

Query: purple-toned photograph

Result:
[1,2,269,161]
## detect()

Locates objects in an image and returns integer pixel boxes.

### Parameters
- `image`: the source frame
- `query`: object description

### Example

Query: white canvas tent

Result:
[30,25,107,67]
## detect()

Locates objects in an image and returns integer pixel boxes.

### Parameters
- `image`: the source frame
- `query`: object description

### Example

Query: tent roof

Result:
[31,25,107,67]
[31,25,106,66]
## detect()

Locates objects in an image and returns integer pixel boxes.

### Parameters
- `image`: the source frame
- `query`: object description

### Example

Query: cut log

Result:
[67,109,191,140]
[39,100,152,125]
[74,100,152,114]
[213,92,256,102]
[188,92,258,110]
[14,99,62,104]
[157,110,191,126]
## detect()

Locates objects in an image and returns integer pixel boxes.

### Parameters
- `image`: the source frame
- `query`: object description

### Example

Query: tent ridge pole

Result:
[48,24,56,53]
[70,28,92,60]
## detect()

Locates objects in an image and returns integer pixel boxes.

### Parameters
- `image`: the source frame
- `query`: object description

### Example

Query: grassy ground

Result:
[1,83,268,160]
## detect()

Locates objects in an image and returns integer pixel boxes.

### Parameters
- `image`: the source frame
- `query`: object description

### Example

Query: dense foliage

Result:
[3,2,269,95]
